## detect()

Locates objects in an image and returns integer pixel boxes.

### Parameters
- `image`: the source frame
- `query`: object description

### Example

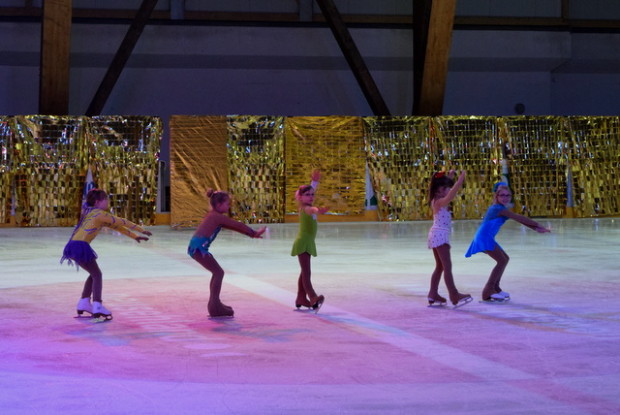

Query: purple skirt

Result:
[60,240,97,268]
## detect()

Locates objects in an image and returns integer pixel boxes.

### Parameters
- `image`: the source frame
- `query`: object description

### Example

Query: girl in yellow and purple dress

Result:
[427,170,472,308]
[291,169,328,312]
[465,182,550,302]
[188,189,266,317]
[61,189,152,320]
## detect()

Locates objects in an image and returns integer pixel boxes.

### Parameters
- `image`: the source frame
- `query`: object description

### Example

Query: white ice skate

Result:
[497,290,511,300]
[427,294,447,307]
[92,301,113,321]
[310,295,325,314]
[76,297,93,317]
[480,293,508,303]
[451,294,473,309]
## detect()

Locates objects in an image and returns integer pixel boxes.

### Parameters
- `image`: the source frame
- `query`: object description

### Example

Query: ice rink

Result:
[1,218,618,414]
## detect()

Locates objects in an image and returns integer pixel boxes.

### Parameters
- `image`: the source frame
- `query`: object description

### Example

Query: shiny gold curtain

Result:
[3,116,160,227]
[170,115,229,228]
[500,116,566,217]
[0,117,14,224]
[285,116,366,216]
[89,116,161,226]
[11,115,88,226]
[432,116,501,219]
[364,116,432,221]
[227,116,285,223]
[567,116,620,217]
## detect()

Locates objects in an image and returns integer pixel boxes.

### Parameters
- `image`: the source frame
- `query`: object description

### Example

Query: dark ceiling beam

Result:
[85,0,158,116]
[413,0,456,116]
[4,5,620,29]
[39,0,71,115]
[315,0,390,116]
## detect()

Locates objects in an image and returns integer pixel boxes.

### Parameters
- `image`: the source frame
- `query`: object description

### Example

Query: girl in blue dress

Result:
[465,182,550,302]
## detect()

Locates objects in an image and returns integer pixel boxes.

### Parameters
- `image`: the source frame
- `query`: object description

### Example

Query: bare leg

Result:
[298,252,323,306]
[435,244,471,305]
[428,248,446,302]
[77,259,103,302]
[482,245,510,300]
[192,253,233,317]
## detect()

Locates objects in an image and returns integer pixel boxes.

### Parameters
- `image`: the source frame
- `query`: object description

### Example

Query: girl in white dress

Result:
[427,170,472,307]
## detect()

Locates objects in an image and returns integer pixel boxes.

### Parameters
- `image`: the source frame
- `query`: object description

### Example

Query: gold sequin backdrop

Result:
[227,116,285,223]
[89,116,161,225]
[364,116,501,221]
[170,116,229,228]
[432,116,501,220]
[364,116,433,221]
[1,115,160,227]
[0,117,14,224]
[500,116,567,217]
[567,116,620,216]
[170,115,620,224]
[284,117,366,215]
[12,116,88,226]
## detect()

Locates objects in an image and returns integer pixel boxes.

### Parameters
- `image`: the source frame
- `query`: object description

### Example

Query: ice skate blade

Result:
[92,316,113,323]
[208,315,234,320]
[427,296,447,307]
[479,298,508,304]
[310,296,325,314]
[452,296,473,309]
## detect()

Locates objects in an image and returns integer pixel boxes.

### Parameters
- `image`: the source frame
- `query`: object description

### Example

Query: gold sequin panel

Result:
[4,115,160,227]
[364,116,433,221]
[432,116,501,220]
[499,116,567,217]
[12,115,89,226]
[285,116,366,216]
[567,116,620,217]
[169,115,229,228]
[227,116,285,223]
[0,116,14,224]
[89,116,161,226]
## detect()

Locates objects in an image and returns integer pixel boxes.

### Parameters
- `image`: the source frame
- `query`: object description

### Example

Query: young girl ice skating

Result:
[188,189,266,317]
[465,182,550,302]
[61,189,152,320]
[291,170,328,312]
[427,170,472,307]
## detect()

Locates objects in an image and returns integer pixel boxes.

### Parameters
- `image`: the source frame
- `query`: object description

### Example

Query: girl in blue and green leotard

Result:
[291,170,328,311]
[189,189,266,317]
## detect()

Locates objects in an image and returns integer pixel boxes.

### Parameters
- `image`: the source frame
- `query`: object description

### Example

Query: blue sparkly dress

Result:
[465,204,509,257]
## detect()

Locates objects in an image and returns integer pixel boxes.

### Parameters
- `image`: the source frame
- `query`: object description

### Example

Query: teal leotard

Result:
[188,226,222,257]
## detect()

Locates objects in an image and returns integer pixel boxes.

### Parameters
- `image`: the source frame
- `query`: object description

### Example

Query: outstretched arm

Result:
[303,205,329,216]
[99,212,151,242]
[500,209,551,233]
[219,214,267,238]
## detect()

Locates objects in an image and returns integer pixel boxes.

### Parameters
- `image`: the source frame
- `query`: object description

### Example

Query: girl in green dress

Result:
[291,170,329,311]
